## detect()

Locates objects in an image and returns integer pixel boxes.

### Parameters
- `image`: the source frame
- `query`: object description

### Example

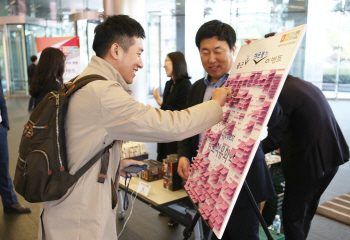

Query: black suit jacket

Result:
[27,63,36,84]
[178,77,281,206]
[160,78,191,111]
[157,78,191,161]
[262,75,349,183]
[0,81,9,129]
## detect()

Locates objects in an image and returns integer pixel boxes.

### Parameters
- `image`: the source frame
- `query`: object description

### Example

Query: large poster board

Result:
[36,37,80,82]
[184,24,307,239]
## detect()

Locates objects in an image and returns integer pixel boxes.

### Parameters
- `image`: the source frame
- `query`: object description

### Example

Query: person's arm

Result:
[161,80,191,111]
[267,102,283,128]
[152,87,162,106]
[262,114,289,154]
[101,83,230,143]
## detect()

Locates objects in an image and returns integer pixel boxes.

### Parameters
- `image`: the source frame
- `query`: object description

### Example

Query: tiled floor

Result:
[1,96,349,240]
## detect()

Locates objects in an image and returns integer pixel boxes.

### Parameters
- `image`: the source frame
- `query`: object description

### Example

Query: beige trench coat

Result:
[39,56,223,240]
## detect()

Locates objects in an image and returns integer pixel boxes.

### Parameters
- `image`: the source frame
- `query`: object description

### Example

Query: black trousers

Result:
[0,123,18,206]
[211,203,260,240]
[282,167,339,240]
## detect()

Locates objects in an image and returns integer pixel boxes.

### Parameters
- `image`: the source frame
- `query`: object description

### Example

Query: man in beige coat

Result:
[39,15,231,240]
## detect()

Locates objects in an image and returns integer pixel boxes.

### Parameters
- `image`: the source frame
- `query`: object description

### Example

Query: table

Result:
[119,177,187,206]
[118,177,204,240]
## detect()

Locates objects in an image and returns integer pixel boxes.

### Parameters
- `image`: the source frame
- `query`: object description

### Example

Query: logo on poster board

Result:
[280,30,301,42]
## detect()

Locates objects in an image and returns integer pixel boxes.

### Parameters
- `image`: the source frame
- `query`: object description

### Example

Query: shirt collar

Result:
[204,71,231,87]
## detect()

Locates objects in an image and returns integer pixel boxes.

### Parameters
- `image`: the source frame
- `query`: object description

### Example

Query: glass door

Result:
[0,29,8,94]
[7,24,28,95]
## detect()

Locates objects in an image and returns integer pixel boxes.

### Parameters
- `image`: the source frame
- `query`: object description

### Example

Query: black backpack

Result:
[14,75,113,203]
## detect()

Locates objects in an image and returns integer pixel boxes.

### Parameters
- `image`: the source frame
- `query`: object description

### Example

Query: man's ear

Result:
[110,43,119,60]
[232,45,237,55]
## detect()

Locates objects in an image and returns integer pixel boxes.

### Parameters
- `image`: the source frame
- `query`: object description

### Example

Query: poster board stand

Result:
[184,24,307,239]
[182,181,273,240]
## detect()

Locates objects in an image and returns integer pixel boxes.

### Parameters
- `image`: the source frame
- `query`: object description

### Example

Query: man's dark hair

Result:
[93,15,146,58]
[195,20,236,50]
[167,51,191,82]
[30,55,37,63]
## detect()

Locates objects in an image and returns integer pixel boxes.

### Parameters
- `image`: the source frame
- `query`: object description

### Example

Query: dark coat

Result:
[157,78,191,161]
[27,63,36,85]
[0,81,9,129]
[262,75,349,183]
[178,77,281,206]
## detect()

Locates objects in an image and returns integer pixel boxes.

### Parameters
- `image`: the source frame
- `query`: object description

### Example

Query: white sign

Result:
[185,24,307,239]
[137,181,151,197]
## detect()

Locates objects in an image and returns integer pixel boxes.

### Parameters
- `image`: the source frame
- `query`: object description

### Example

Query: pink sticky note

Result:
[216,164,224,171]
[233,166,244,174]
[209,198,216,204]
[207,204,214,212]
[231,156,240,164]
[237,161,246,168]
[211,208,219,218]
[215,182,223,189]
[222,181,230,190]
[215,196,224,204]
[243,146,252,152]
[215,214,224,225]
[210,193,219,199]
[229,180,238,189]
[220,201,230,210]
[223,192,234,200]
[211,175,219,180]
[209,216,216,224]
[203,183,211,188]
[245,121,255,127]
[237,141,246,149]
[243,127,253,132]
[214,222,222,231]
[229,148,237,157]
[212,188,221,194]
[229,162,237,168]
[217,208,228,215]
[246,138,256,146]
[209,220,215,229]
[201,202,208,210]
[199,195,206,202]
[219,174,227,181]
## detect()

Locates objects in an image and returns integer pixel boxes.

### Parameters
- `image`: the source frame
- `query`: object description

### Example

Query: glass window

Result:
[147,1,176,94]
[146,0,348,99]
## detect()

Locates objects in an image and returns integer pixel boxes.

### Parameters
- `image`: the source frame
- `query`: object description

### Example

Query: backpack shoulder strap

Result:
[65,74,107,96]
[73,142,114,182]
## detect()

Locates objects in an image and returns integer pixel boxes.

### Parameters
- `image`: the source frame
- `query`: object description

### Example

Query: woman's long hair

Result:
[29,47,65,97]
[167,52,191,82]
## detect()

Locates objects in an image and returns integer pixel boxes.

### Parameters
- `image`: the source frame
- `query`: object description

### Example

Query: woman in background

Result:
[152,51,192,227]
[153,51,192,162]
[29,47,65,109]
